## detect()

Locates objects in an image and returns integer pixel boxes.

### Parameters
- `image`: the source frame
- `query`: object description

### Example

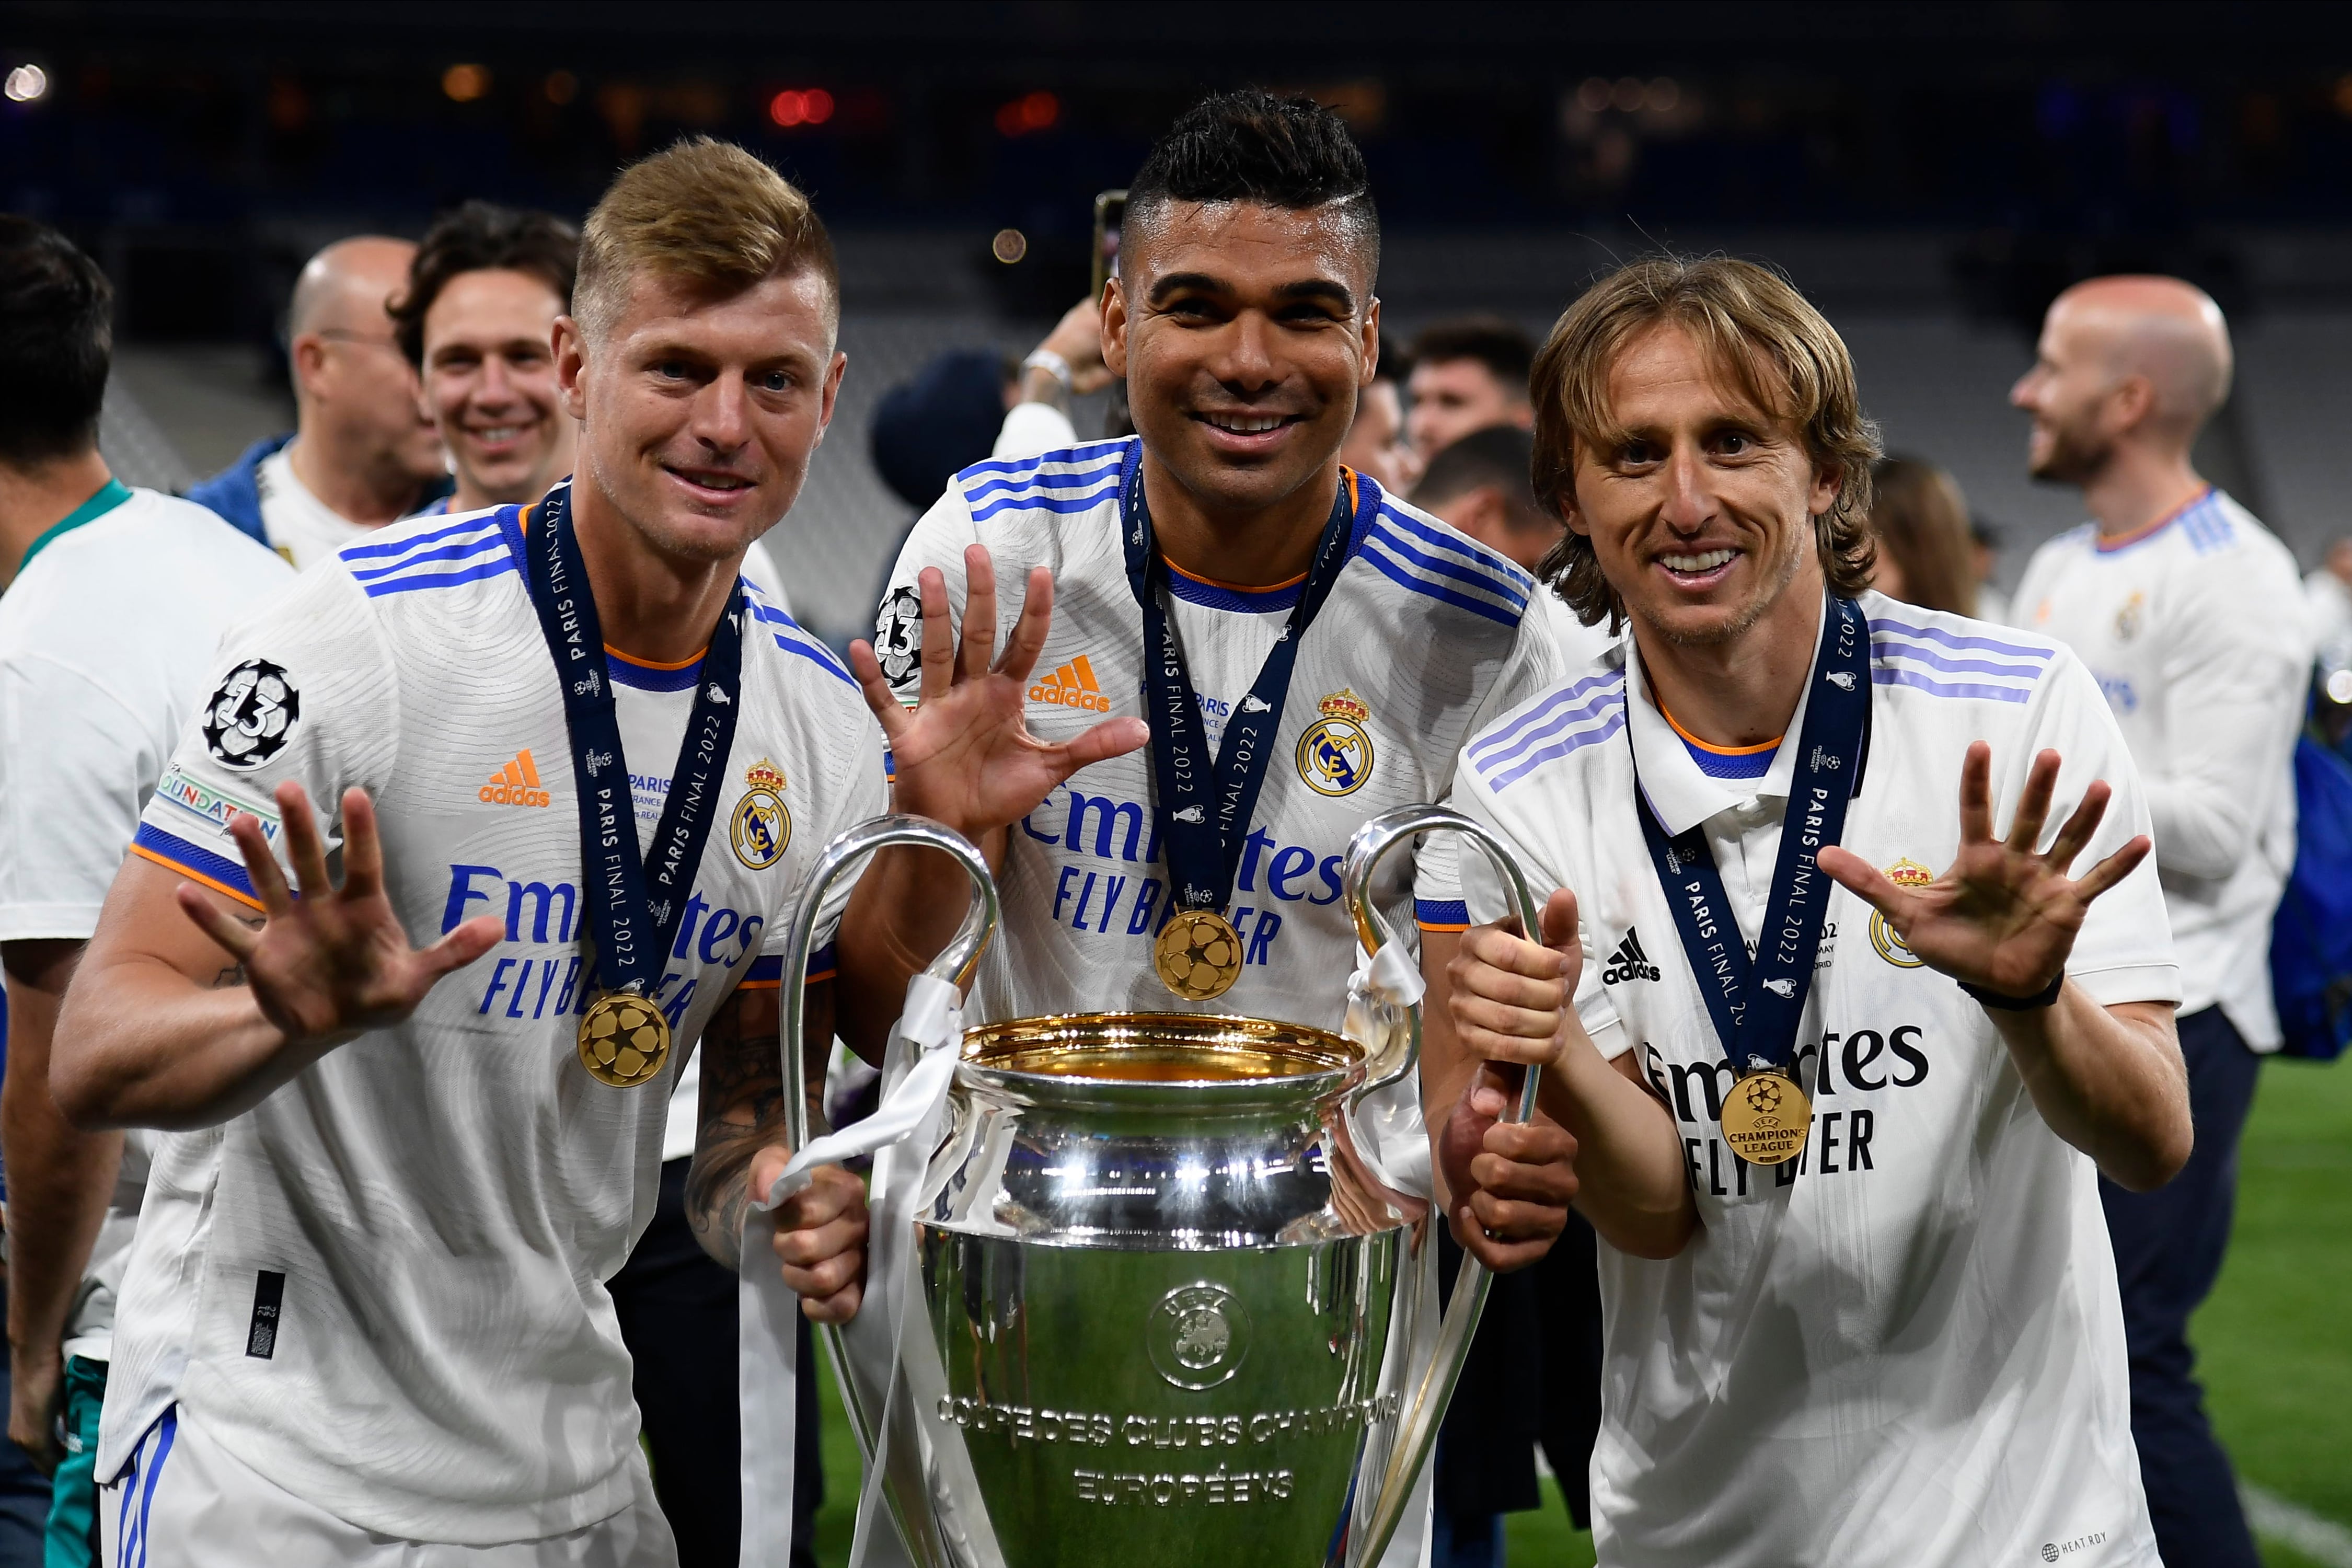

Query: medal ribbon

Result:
[1633,595,1870,1074]
[514,483,746,999]
[1118,442,1369,919]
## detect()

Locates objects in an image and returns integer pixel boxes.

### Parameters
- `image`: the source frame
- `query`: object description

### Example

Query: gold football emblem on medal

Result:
[1154,910,1242,1001]
[1870,858,1933,969]
[578,995,671,1086]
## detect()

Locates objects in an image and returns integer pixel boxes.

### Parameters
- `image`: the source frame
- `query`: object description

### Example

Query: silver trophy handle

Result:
[1340,803,1547,1566]
[777,813,999,1513]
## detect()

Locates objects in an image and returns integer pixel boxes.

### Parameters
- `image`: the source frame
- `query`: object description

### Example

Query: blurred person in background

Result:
[389,201,580,518]
[1971,515,2012,624]
[871,349,1016,507]
[186,236,448,568]
[2306,536,2352,673]
[1406,315,1535,461]
[1414,424,1613,662]
[992,295,1114,460]
[2012,274,2313,1568]
[1340,367,1421,495]
[0,217,291,1568]
[1865,455,1979,616]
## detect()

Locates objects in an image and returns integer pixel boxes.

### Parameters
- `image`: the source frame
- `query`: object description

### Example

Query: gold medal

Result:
[577,990,673,1088]
[1153,909,1243,1001]
[1717,1067,1811,1166]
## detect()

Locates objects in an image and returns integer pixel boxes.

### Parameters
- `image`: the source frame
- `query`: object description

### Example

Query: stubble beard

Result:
[2028,418,2112,487]
[1636,517,1812,650]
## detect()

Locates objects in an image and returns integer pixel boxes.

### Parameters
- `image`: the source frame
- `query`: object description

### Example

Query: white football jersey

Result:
[1452,592,2174,1568]
[875,437,1565,1029]
[0,484,293,1364]
[2014,489,2311,1048]
[256,445,383,570]
[100,497,885,1543]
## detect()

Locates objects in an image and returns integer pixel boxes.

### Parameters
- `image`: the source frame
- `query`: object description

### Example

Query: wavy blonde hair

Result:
[1531,255,1882,629]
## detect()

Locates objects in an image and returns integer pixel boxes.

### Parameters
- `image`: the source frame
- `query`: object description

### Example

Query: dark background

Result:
[11,0,2352,639]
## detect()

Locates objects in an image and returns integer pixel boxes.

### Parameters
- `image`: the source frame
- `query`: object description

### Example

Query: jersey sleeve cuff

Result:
[1414,897,1469,933]
[2066,961,2183,1009]
[129,823,262,910]
[1584,1013,1634,1062]
[738,942,837,990]
[0,904,106,943]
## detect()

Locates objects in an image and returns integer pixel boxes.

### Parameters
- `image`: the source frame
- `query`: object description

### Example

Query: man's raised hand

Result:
[175,781,502,1047]
[847,545,1147,838]
[1818,743,2150,1001]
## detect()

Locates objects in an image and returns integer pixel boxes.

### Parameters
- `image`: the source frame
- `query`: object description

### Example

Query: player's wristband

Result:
[1021,348,1073,389]
[1961,972,2065,1011]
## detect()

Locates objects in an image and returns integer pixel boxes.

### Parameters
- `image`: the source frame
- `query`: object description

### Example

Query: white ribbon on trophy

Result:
[739,971,959,1568]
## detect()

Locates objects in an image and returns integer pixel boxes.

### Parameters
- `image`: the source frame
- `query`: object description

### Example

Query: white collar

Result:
[1625,591,1826,838]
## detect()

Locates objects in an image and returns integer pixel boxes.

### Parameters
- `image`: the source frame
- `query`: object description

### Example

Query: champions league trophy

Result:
[742,806,1543,1568]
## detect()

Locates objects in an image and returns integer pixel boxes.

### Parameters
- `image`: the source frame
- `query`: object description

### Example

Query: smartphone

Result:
[1092,189,1127,301]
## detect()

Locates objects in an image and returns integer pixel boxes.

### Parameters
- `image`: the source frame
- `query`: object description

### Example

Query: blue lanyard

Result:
[1118,445,1368,917]
[1634,596,1871,1074]
[517,485,745,997]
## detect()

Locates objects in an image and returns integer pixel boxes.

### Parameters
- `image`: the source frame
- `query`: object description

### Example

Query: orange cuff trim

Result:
[130,843,266,912]
[1416,919,1471,933]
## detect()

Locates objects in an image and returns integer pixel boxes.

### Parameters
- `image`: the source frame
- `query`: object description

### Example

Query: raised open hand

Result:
[1819,742,2151,1000]
[175,781,503,1048]
[847,544,1147,838]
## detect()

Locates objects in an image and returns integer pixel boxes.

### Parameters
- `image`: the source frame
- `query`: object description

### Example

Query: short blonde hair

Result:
[575,137,839,343]
[1531,256,1882,629]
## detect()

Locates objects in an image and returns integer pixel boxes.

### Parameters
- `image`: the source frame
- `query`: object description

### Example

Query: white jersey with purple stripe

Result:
[101,494,886,1543]
[875,436,1564,1029]
[1445,590,2174,1568]
[2013,488,2311,1047]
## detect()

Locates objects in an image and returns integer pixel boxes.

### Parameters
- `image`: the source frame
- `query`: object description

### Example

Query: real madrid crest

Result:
[2114,590,2145,642]
[1296,688,1375,798]
[1870,857,1934,967]
[731,758,791,870]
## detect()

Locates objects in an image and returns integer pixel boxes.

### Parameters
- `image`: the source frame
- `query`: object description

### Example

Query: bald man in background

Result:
[186,236,446,566]
[2013,275,2312,1568]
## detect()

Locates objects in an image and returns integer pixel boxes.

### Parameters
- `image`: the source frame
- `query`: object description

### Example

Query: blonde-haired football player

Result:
[56,140,880,1566]
[1443,256,2189,1568]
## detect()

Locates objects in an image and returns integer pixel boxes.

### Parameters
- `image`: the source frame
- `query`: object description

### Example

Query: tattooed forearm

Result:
[684,981,835,1271]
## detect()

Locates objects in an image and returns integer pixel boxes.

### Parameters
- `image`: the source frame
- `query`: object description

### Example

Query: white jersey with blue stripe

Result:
[100,494,886,1543]
[875,436,1564,1029]
[1446,590,2174,1568]
[2013,488,2312,1047]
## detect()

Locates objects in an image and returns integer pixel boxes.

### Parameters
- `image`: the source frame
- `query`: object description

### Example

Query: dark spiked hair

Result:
[1124,88,1379,281]
[0,217,112,467]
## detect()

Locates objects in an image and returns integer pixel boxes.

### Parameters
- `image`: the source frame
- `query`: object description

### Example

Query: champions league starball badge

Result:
[202,659,299,770]
[1718,1066,1810,1165]
[577,991,673,1088]
[1154,908,1244,1000]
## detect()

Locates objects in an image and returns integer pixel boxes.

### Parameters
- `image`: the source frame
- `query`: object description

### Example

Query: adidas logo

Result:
[479,749,552,808]
[1601,928,1661,985]
[1028,654,1111,713]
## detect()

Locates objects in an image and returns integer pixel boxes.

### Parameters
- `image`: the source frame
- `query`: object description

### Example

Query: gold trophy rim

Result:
[960,1010,1362,1089]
